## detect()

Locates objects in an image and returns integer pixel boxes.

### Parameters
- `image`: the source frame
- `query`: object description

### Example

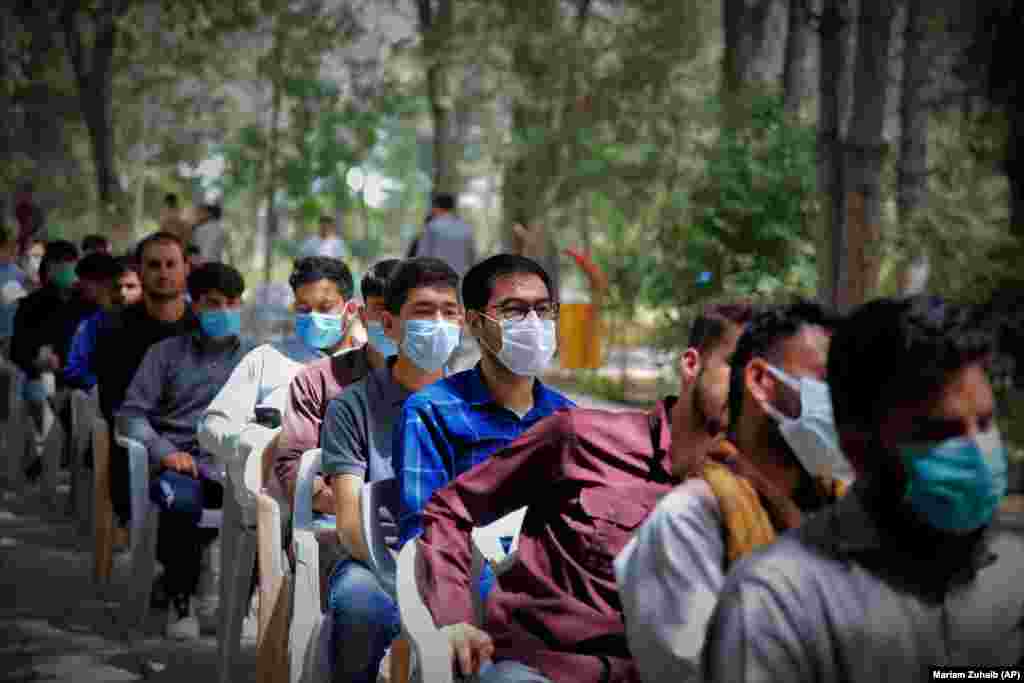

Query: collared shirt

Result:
[117,333,257,465]
[395,365,575,545]
[273,345,372,493]
[62,310,106,390]
[418,400,678,683]
[320,361,412,534]
[703,480,1024,683]
[200,335,325,454]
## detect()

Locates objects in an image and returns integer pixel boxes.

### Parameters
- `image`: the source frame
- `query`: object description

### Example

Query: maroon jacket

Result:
[418,399,678,683]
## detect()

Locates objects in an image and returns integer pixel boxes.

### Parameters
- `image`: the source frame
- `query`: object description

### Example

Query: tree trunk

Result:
[816,0,852,309]
[840,0,896,312]
[1007,106,1024,281]
[264,75,283,284]
[783,0,812,117]
[419,0,459,195]
[896,0,931,294]
[722,0,751,98]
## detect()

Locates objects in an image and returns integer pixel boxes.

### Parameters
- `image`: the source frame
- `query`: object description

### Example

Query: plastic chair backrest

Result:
[293,448,323,532]
[396,541,455,683]
[360,478,399,592]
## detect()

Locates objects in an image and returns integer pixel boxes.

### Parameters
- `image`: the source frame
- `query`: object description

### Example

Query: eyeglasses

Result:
[486,302,560,323]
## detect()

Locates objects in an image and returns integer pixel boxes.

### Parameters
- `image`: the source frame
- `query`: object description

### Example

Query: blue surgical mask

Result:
[900,428,1008,534]
[198,309,242,339]
[366,320,398,357]
[402,318,460,372]
[295,312,346,350]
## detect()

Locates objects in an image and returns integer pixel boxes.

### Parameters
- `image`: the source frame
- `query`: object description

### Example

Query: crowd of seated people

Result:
[1,208,1020,683]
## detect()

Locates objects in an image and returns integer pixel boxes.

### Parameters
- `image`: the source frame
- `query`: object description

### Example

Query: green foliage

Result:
[651,95,819,316]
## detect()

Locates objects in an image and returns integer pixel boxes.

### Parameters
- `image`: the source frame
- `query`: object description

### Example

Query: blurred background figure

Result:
[299,215,349,260]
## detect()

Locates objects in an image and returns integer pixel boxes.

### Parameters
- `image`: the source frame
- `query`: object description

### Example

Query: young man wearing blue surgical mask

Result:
[704,296,1023,682]
[317,256,464,683]
[271,258,400,512]
[616,301,846,683]
[394,254,574,548]
[117,262,257,640]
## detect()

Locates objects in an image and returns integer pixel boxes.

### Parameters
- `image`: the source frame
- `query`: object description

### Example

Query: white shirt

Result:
[198,336,324,505]
[299,236,349,260]
[614,478,726,683]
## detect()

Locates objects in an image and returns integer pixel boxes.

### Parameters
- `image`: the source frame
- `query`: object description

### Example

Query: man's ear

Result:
[381,310,399,338]
[679,348,701,385]
[745,358,772,406]
[357,304,368,326]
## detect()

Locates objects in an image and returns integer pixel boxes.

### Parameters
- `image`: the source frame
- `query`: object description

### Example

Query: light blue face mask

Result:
[295,312,346,350]
[198,308,242,339]
[900,427,1008,534]
[402,318,460,372]
[366,320,398,357]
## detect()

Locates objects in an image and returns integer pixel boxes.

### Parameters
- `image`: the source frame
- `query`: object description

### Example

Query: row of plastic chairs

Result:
[290,449,527,683]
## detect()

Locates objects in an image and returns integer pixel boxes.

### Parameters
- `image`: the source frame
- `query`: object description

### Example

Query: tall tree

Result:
[782,0,813,117]
[60,0,131,221]
[839,0,897,310]
[815,0,854,308]
[895,0,932,294]
[415,0,460,195]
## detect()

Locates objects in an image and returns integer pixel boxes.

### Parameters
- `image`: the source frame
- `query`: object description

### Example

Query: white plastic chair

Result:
[68,388,98,531]
[212,425,280,683]
[290,448,335,683]
[37,391,65,511]
[113,431,223,631]
[395,507,528,683]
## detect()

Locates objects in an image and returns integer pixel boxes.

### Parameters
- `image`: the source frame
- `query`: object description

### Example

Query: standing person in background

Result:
[418,193,476,277]
[14,182,45,261]
[190,203,226,265]
[299,215,349,260]
[0,226,30,358]
[81,235,111,255]
[160,193,191,243]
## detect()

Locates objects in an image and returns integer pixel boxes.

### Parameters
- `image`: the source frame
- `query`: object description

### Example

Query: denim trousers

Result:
[149,469,223,598]
[326,558,401,683]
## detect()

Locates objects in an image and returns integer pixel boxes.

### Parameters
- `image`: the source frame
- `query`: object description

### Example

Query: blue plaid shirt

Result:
[395,365,574,545]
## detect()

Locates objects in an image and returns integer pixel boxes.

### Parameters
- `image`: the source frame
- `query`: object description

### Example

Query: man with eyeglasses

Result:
[395,254,575,552]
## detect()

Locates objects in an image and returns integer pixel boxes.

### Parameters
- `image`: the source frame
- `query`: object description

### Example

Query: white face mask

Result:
[483,311,557,377]
[762,364,854,483]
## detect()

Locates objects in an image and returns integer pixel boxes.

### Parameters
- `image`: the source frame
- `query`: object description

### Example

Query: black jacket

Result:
[11,286,98,381]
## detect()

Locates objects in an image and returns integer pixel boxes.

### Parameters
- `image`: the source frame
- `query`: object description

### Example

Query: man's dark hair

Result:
[728,300,842,430]
[187,262,245,300]
[461,254,553,312]
[432,193,456,211]
[319,215,334,225]
[40,240,79,280]
[384,257,459,315]
[81,234,110,253]
[204,203,222,220]
[117,255,140,275]
[288,256,354,299]
[688,301,759,356]
[361,258,401,300]
[135,231,186,262]
[164,193,178,208]
[829,296,995,433]
[75,252,123,281]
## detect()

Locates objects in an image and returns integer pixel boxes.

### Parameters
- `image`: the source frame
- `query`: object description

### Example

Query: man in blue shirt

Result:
[395,253,574,546]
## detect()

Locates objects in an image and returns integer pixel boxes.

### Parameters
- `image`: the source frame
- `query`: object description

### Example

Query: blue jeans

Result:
[149,470,222,597]
[326,558,401,683]
[476,661,552,683]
